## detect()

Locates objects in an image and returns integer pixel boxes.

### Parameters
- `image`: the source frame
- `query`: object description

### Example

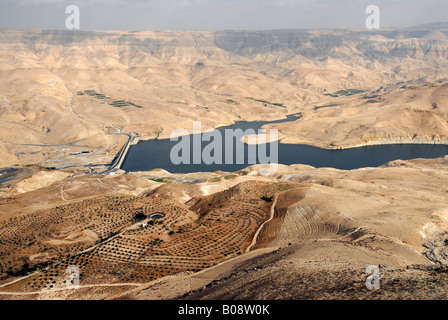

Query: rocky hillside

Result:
[1,24,448,166]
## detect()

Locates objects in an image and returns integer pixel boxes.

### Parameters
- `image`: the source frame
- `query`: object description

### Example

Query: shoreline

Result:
[139,113,296,142]
[134,130,448,150]
[279,136,448,150]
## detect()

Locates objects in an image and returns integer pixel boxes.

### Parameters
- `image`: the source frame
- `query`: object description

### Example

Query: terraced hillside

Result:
[0,179,300,298]
[109,158,448,300]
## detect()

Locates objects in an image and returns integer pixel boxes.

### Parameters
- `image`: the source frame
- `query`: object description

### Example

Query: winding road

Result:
[0,283,142,296]
[246,193,279,252]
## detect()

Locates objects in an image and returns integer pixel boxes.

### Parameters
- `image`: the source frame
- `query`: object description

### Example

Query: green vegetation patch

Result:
[224,99,240,105]
[208,177,222,183]
[109,100,143,108]
[110,101,129,108]
[361,94,381,100]
[246,97,286,108]
[224,174,238,180]
[323,89,369,98]
[80,90,142,108]
[127,102,143,108]
[276,183,298,192]
[149,177,176,184]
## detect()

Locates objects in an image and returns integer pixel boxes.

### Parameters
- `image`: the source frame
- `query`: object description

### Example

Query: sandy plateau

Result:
[1,24,448,299]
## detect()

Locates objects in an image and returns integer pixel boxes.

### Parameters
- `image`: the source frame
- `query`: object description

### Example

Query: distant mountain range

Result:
[1,23,448,166]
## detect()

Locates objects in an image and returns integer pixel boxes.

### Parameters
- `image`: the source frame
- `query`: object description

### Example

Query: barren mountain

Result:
[2,24,448,301]
[2,24,448,168]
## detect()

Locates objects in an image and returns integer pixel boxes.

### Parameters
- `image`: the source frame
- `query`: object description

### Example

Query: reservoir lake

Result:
[121,114,448,173]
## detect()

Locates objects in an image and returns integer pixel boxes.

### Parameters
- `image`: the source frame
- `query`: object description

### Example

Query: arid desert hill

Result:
[2,23,448,300]
[1,157,448,299]
[2,24,448,168]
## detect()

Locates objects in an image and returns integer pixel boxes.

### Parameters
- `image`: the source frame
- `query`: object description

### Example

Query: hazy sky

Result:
[0,0,447,31]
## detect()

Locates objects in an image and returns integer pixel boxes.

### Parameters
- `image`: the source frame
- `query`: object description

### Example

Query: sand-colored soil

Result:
[2,25,448,300]
[2,26,448,169]
[0,156,446,299]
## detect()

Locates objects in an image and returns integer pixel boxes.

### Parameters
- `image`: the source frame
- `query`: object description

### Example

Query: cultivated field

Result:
[0,176,300,299]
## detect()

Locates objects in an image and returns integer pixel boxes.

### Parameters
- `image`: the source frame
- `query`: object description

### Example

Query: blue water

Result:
[149,213,166,219]
[121,114,448,173]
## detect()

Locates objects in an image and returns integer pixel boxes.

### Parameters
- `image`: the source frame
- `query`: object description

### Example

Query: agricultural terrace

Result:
[0,181,294,293]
